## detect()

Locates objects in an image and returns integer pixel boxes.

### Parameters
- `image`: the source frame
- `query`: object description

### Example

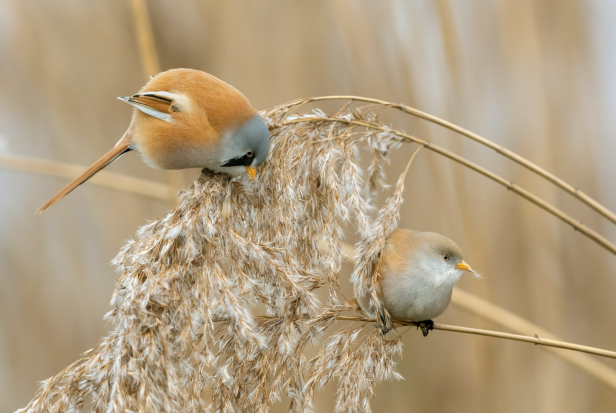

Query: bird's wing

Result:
[36,133,132,214]
[118,92,177,122]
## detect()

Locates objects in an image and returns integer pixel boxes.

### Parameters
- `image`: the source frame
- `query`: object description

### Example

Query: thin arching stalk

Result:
[284,96,616,226]
[283,116,616,256]
[451,288,616,390]
[335,316,616,360]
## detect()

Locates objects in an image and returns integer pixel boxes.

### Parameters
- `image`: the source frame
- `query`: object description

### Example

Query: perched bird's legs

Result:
[417,320,434,337]
[376,311,393,335]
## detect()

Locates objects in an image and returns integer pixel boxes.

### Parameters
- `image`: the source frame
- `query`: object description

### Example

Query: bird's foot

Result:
[417,320,434,337]
[375,310,393,335]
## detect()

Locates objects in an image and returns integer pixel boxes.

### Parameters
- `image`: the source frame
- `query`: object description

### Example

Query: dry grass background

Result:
[1,0,616,411]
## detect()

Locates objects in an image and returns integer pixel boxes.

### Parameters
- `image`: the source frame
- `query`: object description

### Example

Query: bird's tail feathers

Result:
[36,134,132,214]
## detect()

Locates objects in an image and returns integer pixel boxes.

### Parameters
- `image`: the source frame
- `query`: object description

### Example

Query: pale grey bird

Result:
[356,229,479,336]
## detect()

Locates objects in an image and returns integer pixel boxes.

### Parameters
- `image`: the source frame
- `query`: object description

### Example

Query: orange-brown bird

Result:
[36,68,270,213]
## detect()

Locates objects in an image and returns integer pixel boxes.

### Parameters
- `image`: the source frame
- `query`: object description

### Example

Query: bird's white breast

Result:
[380,258,462,321]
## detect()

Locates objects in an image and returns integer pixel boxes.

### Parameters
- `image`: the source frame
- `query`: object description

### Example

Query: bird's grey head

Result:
[416,232,479,284]
[423,232,463,264]
[220,114,270,173]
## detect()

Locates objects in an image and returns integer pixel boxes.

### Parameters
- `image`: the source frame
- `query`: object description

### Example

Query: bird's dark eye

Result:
[246,150,254,157]
[443,255,449,261]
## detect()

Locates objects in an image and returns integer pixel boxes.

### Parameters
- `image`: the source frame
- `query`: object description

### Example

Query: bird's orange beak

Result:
[246,166,256,180]
[456,261,481,279]
[455,261,472,271]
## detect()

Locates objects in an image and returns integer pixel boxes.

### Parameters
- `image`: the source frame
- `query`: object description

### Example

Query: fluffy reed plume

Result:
[20,96,616,411]
[18,103,418,413]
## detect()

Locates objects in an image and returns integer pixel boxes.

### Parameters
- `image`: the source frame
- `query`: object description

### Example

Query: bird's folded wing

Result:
[118,92,176,122]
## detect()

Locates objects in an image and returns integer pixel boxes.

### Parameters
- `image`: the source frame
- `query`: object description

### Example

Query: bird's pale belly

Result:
[381,272,454,321]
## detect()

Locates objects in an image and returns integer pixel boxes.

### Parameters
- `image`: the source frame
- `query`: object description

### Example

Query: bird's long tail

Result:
[36,133,132,214]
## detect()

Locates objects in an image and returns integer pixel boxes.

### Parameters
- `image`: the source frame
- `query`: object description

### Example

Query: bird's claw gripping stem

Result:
[375,310,392,335]
[417,320,434,337]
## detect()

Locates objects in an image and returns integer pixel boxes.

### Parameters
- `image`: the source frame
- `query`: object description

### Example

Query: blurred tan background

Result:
[2,0,616,411]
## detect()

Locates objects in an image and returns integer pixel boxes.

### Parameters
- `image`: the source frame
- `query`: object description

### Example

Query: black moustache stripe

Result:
[221,154,253,167]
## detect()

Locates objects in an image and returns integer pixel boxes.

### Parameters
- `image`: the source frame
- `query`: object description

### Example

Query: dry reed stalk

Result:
[285,96,616,226]
[451,288,616,390]
[19,102,616,413]
[334,316,616,360]
[282,111,616,255]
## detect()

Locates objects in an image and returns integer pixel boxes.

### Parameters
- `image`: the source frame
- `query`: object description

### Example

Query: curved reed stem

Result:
[284,116,616,255]
[451,288,616,390]
[285,96,616,226]
[335,315,616,360]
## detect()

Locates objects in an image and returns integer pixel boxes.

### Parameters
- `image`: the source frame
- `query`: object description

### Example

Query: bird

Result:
[355,229,479,336]
[36,68,270,214]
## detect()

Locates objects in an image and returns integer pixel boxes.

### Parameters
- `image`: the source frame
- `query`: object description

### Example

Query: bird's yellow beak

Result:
[245,166,256,180]
[455,261,472,272]
[456,261,481,279]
